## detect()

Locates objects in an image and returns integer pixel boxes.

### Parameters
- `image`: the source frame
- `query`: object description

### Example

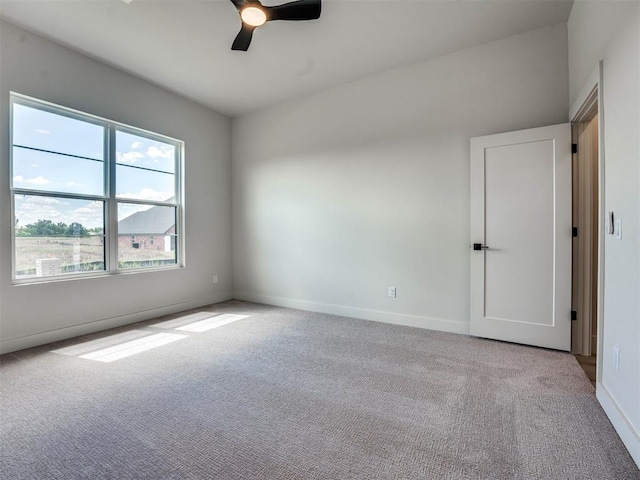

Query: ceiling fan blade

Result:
[267,0,321,21]
[230,0,255,11]
[232,24,256,51]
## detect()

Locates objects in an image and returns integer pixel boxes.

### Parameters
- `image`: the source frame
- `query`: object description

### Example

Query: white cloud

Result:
[116,151,146,164]
[131,141,143,149]
[66,181,84,187]
[146,145,174,159]
[15,197,64,226]
[20,197,63,207]
[72,201,104,228]
[15,197,102,229]
[119,188,172,202]
[13,175,24,183]
[26,176,50,185]
[36,129,51,135]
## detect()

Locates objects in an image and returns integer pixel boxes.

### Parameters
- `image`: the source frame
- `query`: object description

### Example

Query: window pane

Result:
[116,165,175,202]
[13,103,104,160]
[14,195,105,279]
[116,131,175,174]
[117,203,177,270]
[12,147,104,196]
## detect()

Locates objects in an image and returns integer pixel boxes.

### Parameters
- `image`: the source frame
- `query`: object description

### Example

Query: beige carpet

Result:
[1,300,638,479]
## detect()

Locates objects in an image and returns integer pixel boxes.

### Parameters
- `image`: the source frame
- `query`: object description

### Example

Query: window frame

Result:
[10,92,185,284]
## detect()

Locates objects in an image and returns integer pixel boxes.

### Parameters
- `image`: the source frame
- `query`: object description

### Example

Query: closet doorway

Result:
[571,80,600,385]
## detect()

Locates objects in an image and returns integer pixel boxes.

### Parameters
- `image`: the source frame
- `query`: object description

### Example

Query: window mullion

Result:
[107,125,118,273]
[176,144,183,267]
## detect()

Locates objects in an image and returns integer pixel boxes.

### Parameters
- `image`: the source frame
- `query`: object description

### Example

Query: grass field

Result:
[15,236,176,277]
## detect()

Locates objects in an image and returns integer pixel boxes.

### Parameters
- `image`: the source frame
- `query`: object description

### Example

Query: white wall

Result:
[569,1,640,466]
[232,24,569,332]
[0,21,233,353]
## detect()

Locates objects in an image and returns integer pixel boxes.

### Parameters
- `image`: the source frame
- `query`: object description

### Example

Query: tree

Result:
[21,220,89,237]
[65,222,89,237]
[23,219,61,236]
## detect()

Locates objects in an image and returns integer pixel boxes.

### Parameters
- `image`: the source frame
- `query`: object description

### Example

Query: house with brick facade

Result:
[118,204,176,253]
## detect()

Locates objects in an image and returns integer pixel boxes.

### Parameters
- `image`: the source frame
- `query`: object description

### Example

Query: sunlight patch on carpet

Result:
[78,332,187,362]
[152,312,250,333]
[52,330,153,357]
[175,314,250,333]
[151,312,219,329]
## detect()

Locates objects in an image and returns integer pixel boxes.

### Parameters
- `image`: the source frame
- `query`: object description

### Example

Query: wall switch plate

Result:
[213,275,219,284]
[388,287,396,298]
[615,218,622,240]
[613,344,619,371]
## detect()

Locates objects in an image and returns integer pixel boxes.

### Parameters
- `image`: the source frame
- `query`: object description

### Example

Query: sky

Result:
[12,103,178,230]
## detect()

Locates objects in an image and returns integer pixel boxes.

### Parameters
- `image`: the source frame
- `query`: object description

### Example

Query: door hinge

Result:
[571,310,577,321]
[572,143,578,154]
[572,227,578,238]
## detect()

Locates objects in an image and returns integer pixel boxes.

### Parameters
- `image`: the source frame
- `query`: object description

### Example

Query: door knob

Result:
[473,243,490,251]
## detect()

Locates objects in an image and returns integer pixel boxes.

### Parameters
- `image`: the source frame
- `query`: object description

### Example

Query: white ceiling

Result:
[0,0,573,117]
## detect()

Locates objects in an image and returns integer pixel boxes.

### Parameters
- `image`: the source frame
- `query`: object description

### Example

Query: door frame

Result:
[569,61,605,385]
[571,104,598,356]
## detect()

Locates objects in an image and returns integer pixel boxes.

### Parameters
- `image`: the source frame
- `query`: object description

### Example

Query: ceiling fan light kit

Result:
[230,0,322,51]
[241,6,268,27]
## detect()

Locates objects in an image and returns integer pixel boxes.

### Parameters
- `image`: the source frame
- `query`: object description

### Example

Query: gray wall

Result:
[232,24,569,332]
[569,2,640,465]
[0,21,233,353]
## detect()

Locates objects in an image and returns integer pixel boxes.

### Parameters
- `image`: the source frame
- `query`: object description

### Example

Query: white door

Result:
[470,124,572,351]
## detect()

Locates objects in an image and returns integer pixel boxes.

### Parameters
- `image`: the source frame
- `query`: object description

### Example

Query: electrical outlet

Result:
[388,287,396,298]
[612,345,619,371]
[213,275,219,284]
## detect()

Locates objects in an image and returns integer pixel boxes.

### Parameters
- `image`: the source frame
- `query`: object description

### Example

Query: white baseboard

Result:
[0,292,233,355]
[597,382,640,468]
[234,291,469,335]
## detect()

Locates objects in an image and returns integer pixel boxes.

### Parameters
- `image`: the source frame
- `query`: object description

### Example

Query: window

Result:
[10,93,183,281]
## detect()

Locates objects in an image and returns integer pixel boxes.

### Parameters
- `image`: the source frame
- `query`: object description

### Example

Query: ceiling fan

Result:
[230,0,322,51]
[121,0,321,52]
